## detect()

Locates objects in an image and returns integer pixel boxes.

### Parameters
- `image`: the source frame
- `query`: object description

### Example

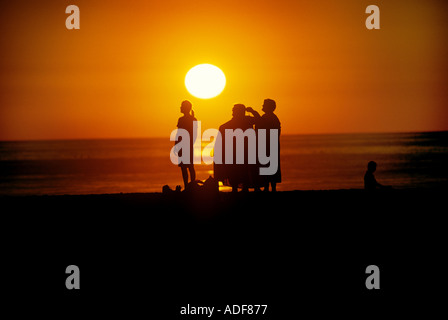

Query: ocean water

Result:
[0,132,447,195]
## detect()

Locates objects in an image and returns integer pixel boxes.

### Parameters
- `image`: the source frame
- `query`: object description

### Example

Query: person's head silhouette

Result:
[262,99,276,114]
[232,104,246,119]
[180,100,193,115]
[367,161,377,173]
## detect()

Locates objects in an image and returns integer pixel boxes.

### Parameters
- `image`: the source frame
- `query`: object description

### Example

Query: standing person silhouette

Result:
[176,100,197,189]
[247,99,281,192]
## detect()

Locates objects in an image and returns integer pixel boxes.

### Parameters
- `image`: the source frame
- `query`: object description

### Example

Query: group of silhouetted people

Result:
[175,99,390,193]
[175,99,281,192]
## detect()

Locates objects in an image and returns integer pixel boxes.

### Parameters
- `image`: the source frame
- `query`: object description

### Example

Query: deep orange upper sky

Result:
[1,0,447,140]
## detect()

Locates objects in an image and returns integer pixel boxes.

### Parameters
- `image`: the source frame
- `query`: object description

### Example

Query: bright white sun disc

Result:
[185,64,226,99]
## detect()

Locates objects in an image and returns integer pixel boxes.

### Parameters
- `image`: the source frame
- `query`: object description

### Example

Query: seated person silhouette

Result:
[364,161,389,190]
[214,104,256,192]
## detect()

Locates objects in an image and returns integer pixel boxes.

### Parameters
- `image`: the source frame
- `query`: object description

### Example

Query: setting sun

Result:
[185,64,226,99]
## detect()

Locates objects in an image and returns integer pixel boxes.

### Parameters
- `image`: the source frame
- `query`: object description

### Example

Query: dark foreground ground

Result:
[1,189,446,317]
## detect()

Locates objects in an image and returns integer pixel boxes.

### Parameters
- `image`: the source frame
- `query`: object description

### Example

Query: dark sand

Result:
[2,189,445,316]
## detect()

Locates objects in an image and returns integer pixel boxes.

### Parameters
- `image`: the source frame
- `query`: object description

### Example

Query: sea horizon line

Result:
[1,130,447,143]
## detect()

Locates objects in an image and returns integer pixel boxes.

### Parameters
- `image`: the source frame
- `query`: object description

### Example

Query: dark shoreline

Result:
[2,187,444,222]
[3,188,445,316]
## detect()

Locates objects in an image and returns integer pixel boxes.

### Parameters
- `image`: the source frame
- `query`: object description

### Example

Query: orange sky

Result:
[0,0,447,140]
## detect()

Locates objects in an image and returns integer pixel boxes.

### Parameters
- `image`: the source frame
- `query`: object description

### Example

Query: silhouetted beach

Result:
[2,132,447,315]
[1,131,447,195]
[2,0,448,316]
[3,188,445,316]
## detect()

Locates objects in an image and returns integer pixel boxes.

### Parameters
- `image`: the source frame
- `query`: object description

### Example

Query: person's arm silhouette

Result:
[246,107,261,120]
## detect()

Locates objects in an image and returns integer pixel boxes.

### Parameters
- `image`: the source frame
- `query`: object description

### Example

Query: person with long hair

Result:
[175,100,197,189]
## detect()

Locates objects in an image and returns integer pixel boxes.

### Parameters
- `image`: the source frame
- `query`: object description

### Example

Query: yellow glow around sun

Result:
[185,64,226,99]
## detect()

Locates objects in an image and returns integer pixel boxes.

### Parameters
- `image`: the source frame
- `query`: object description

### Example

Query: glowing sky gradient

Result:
[0,0,447,140]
